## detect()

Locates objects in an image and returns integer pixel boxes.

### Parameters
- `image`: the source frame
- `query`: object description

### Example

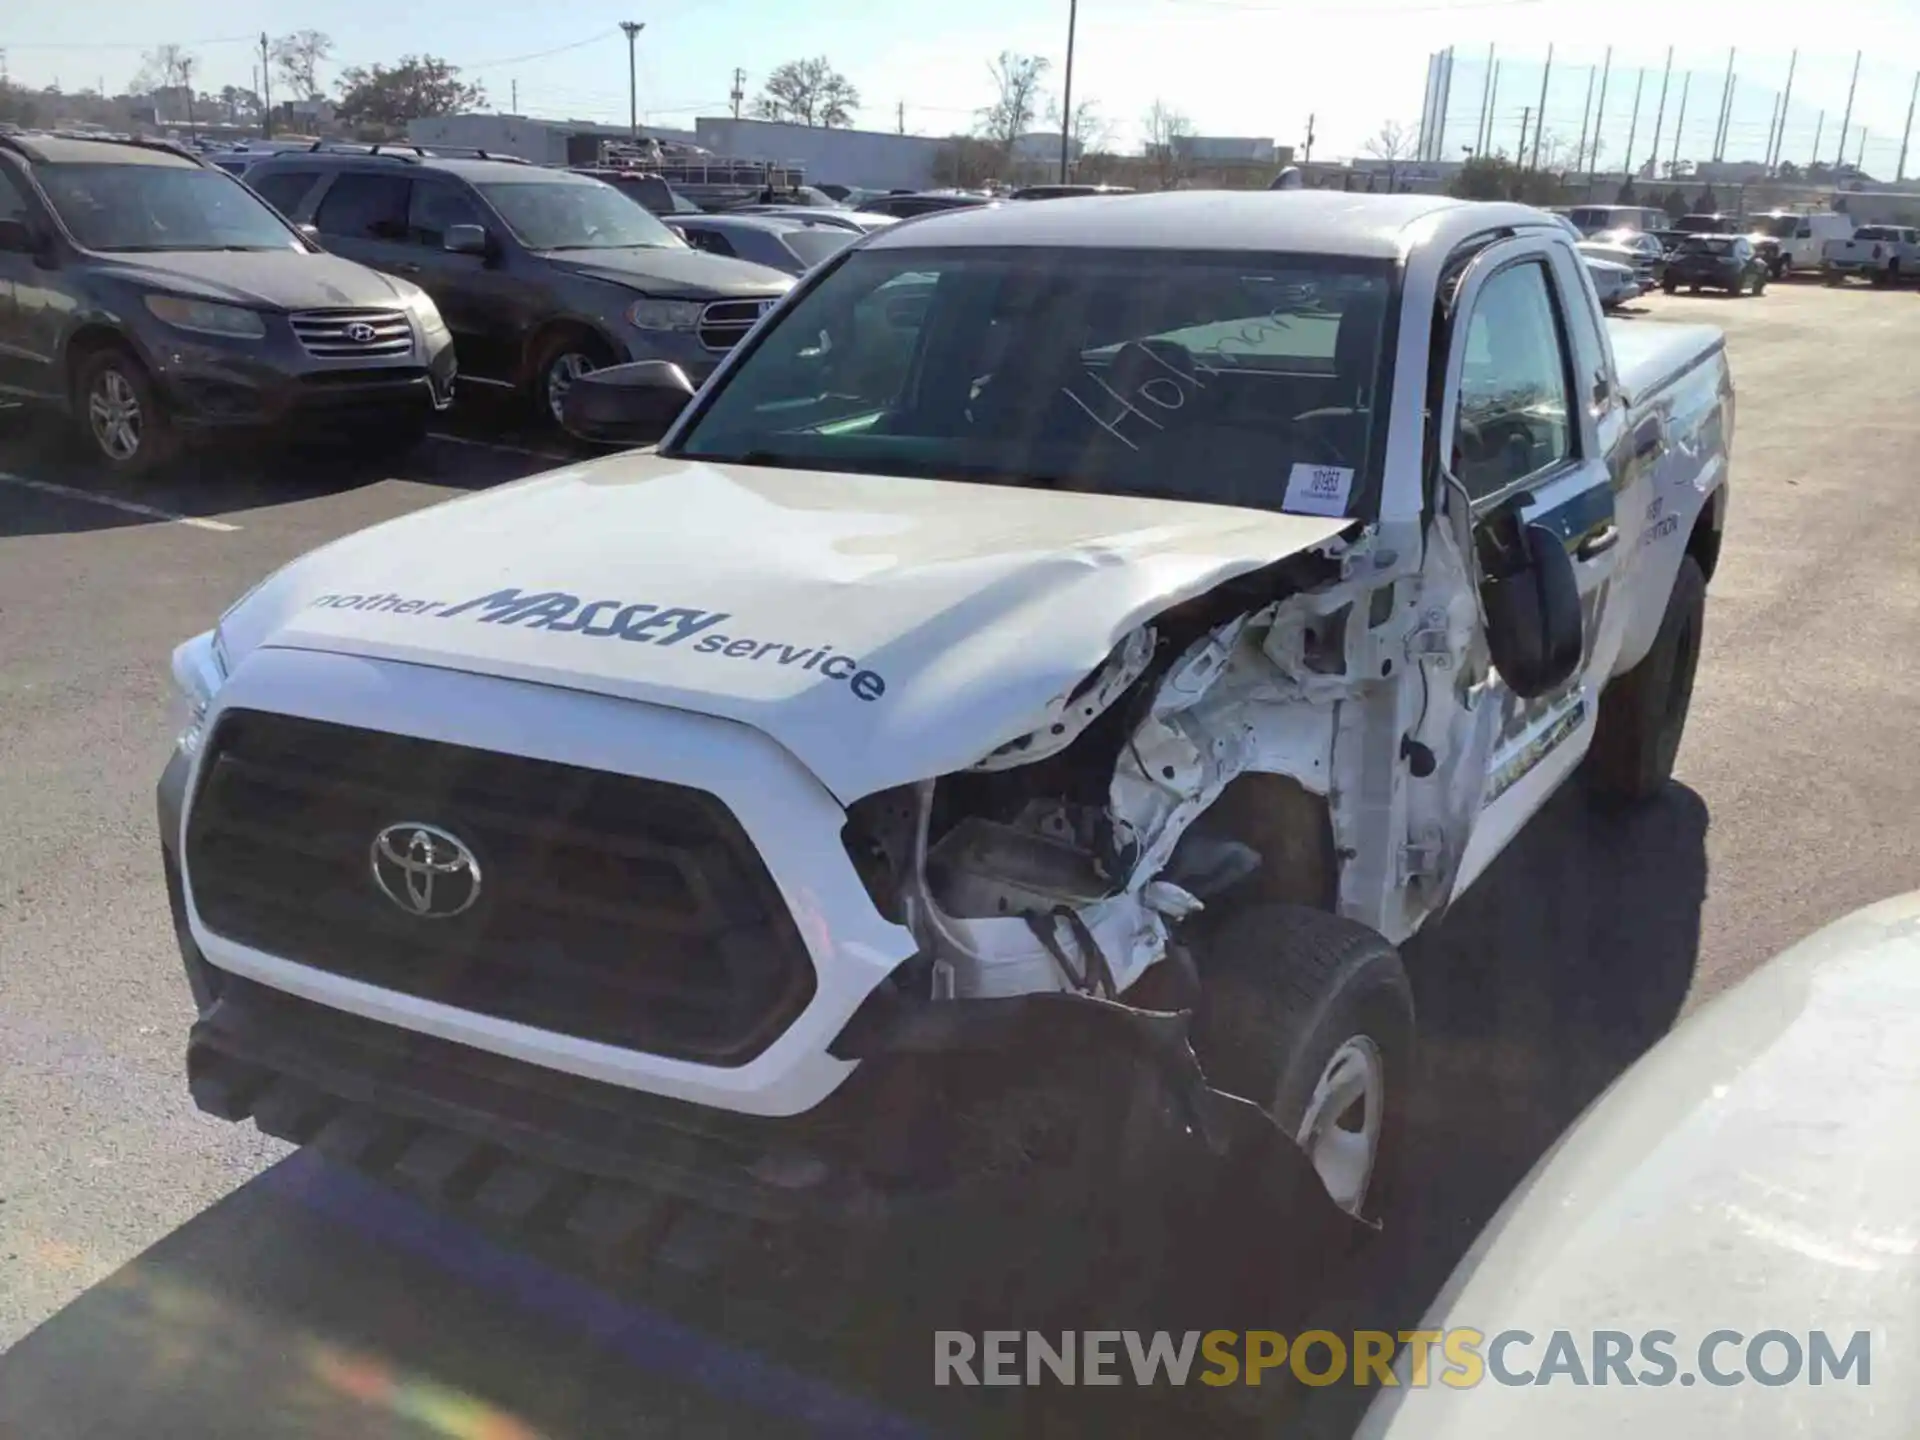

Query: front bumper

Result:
[146,327,457,432]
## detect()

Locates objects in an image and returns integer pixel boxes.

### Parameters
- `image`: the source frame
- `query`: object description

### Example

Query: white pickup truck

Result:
[1823,223,1920,284]
[160,193,1731,1262]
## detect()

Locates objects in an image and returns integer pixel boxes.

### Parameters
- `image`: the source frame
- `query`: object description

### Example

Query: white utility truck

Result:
[160,193,1731,1260]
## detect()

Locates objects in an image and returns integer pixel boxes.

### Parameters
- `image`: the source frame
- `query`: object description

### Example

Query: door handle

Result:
[1576,524,1619,560]
[1631,420,1661,462]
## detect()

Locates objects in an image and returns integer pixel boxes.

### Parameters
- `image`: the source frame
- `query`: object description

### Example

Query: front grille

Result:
[184,710,816,1066]
[698,298,770,352]
[289,308,414,359]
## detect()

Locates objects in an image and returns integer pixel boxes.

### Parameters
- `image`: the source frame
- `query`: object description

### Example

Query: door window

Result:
[407,178,485,247]
[1454,260,1573,503]
[249,169,321,219]
[682,227,736,258]
[0,168,35,222]
[314,172,412,242]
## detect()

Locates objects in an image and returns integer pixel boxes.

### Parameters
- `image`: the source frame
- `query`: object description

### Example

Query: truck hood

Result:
[222,454,1352,801]
[537,246,794,299]
[98,249,412,310]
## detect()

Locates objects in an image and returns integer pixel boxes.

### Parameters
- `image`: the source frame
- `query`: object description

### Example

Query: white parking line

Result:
[0,472,241,533]
[427,431,575,464]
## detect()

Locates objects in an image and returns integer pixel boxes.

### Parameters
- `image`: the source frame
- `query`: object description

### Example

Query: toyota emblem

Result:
[370,823,481,918]
[345,321,380,343]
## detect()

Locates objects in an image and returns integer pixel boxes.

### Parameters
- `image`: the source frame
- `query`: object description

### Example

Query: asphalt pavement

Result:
[3,283,1919,1438]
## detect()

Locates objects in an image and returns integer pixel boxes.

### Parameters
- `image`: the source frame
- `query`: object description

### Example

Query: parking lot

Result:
[4,280,1920,1437]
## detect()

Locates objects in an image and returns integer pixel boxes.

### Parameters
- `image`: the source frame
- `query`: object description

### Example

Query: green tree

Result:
[752,57,860,128]
[335,56,484,132]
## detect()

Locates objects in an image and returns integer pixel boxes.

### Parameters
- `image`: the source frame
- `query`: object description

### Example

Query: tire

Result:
[528,330,615,429]
[1662,278,1678,294]
[73,345,174,477]
[1726,272,1744,296]
[1753,272,1768,295]
[1193,905,1415,1224]
[1588,555,1707,804]
[1773,256,1789,280]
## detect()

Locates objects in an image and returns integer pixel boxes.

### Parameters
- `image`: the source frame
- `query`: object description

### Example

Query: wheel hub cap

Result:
[88,371,142,460]
[547,353,596,423]
[1294,1035,1385,1216]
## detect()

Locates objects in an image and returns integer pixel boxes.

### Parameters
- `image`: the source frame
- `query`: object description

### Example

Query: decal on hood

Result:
[310,587,889,702]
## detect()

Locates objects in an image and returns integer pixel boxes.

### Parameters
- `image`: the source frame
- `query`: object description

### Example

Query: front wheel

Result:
[1194,905,1415,1223]
[1753,271,1768,295]
[74,347,174,477]
[1588,555,1707,804]
[1662,277,1678,294]
[530,332,614,429]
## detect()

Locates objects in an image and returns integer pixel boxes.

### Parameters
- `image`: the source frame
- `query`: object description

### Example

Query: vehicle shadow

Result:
[0,780,1708,1440]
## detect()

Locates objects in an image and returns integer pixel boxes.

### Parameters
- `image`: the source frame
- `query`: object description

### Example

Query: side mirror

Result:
[560,360,697,447]
[1480,519,1583,700]
[444,223,491,256]
[0,217,45,255]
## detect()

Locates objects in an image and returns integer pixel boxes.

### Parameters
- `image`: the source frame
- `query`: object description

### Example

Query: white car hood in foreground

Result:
[1360,891,1920,1439]
[225,453,1352,800]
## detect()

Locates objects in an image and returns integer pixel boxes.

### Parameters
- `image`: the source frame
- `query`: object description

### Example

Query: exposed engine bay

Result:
[841,527,1480,1007]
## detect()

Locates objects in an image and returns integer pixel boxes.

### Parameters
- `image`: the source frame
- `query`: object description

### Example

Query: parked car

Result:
[723,205,897,233]
[669,212,856,275]
[567,167,704,217]
[1822,223,1920,284]
[856,190,993,218]
[1360,890,1920,1440]
[1583,255,1641,310]
[162,193,1729,1272]
[1563,203,1668,236]
[1582,227,1665,287]
[241,149,793,425]
[0,131,455,474]
[1749,209,1852,277]
[1008,183,1136,200]
[1672,212,1784,276]
[1662,234,1768,295]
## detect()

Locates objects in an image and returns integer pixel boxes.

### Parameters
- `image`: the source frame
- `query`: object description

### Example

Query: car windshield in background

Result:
[37,164,300,252]
[1592,228,1646,247]
[475,180,682,251]
[781,226,856,267]
[1853,226,1895,241]
[1682,238,1736,255]
[672,247,1393,516]
[1757,215,1800,238]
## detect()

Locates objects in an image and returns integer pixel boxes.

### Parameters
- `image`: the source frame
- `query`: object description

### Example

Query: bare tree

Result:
[1363,119,1417,187]
[272,30,335,100]
[1062,99,1113,160]
[978,52,1050,170]
[752,57,860,128]
[131,44,195,94]
[1141,98,1193,189]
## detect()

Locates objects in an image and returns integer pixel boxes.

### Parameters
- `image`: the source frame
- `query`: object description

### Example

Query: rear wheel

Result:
[1194,905,1415,1223]
[1752,270,1768,295]
[74,346,173,477]
[1589,555,1707,803]
[1662,277,1678,294]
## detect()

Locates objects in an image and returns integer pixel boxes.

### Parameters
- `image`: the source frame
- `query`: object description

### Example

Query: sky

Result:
[7,0,1920,167]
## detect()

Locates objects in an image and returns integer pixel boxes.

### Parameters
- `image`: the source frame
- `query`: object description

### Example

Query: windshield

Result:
[1674,215,1725,233]
[780,226,856,268]
[476,180,681,250]
[672,246,1393,517]
[1681,238,1736,255]
[37,163,300,252]
[1757,215,1800,238]
[1591,228,1646,248]
[1854,226,1894,241]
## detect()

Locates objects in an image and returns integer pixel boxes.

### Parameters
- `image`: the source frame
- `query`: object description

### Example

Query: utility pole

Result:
[1574,63,1597,175]
[619,21,645,140]
[1769,48,1797,171]
[1670,71,1690,175]
[1713,47,1735,161]
[1811,110,1824,168]
[730,67,745,120]
[1476,44,1496,162]
[511,79,518,114]
[260,32,273,138]
[1058,0,1079,183]
[1835,48,1860,170]
[1530,43,1552,170]
[1588,48,1611,182]
[1622,69,1645,188]
[181,57,195,140]
[1857,126,1868,172]
[897,101,905,135]
[1645,46,1673,179]
[1765,93,1782,172]
[1302,112,1316,164]
[1897,70,1918,183]
[1481,64,1501,154]
[1517,106,1531,170]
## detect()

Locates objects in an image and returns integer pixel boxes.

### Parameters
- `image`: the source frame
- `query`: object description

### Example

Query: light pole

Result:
[1058,0,1078,183]
[619,21,646,140]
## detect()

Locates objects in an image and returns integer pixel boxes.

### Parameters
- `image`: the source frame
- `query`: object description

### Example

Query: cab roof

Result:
[2,133,200,167]
[862,189,1554,258]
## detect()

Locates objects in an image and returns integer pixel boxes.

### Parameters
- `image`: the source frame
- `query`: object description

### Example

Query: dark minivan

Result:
[0,132,456,474]
[243,150,794,425]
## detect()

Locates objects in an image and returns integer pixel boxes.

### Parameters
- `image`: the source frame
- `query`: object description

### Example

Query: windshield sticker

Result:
[1282,463,1354,517]
[307,588,888,702]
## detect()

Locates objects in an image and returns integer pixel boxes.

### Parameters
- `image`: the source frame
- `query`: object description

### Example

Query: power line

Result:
[459,32,614,73]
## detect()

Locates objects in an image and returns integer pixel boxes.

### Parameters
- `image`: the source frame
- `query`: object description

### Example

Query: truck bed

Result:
[1605,320,1726,408]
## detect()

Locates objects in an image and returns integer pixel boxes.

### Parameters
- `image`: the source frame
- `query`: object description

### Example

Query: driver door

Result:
[1439,238,1625,897]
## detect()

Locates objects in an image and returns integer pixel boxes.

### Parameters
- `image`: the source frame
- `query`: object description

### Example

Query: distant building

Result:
[1174,135,1278,166]
[407,114,700,166]
[694,118,948,190]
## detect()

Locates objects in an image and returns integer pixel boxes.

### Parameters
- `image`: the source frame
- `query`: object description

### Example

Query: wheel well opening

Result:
[522,322,616,386]
[1685,505,1723,583]
[65,326,138,399]
[1195,772,1338,914]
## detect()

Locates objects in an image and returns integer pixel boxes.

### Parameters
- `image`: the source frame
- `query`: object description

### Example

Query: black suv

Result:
[243,148,794,425]
[0,132,456,474]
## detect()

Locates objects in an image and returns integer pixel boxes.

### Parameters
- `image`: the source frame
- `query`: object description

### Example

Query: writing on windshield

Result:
[673,248,1393,518]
